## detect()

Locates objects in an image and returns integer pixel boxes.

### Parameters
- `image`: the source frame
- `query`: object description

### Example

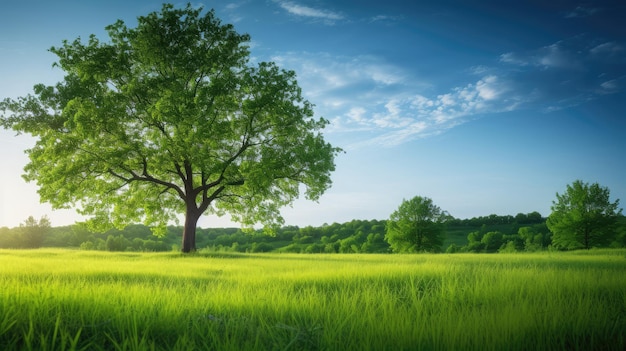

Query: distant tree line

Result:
[0,216,52,249]
[2,212,625,253]
[384,181,624,253]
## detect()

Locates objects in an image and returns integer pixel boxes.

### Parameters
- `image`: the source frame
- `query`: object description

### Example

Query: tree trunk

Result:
[181,206,201,253]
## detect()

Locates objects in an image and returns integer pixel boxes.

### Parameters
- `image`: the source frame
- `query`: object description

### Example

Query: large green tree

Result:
[0,4,340,252]
[385,196,450,253]
[547,180,622,250]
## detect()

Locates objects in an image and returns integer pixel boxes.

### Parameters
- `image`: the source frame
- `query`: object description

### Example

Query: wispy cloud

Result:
[348,75,519,147]
[599,79,619,94]
[590,42,625,58]
[368,14,402,24]
[271,52,410,101]
[505,37,626,69]
[469,65,492,75]
[538,42,583,70]
[222,1,247,23]
[500,40,586,70]
[274,1,344,23]
[597,76,626,95]
[564,5,600,18]
[498,35,625,111]
[499,52,530,66]
[270,51,519,148]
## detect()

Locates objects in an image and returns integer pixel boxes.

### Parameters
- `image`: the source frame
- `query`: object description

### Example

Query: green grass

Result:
[1,249,625,350]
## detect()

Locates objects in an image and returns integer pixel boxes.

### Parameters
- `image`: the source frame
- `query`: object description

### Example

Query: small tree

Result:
[385,196,450,253]
[464,231,485,253]
[547,180,622,250]
[480,231,503,253]
[0,4,340,252]
[18,216,52,248]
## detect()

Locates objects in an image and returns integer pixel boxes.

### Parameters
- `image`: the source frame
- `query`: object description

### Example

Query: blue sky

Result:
[1,0,625,228]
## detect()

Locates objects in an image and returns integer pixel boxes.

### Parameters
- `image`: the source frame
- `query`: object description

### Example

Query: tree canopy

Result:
[0,3,341,252]
[385,196,450,253]
[547,180,622,250]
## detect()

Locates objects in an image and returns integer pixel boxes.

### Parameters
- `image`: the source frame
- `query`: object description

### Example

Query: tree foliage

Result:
[385,196,450,253]
[19,216,52,248]
[547,180,622,250]
[0,216,51,249]
[0,4,340,252]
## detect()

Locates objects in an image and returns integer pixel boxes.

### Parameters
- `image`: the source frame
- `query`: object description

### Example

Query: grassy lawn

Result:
[0,249,625,350]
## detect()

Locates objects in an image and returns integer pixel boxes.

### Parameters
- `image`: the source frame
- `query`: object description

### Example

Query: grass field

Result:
[0,249,625,350]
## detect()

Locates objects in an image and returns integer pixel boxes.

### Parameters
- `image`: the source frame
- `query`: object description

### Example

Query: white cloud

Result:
[370,15,391,22]
[222,2,246,23]
[565,5,600,18]
[598,78,625,95]
[266,51,518,148]
[275,1,343,22]
[335,75,513,147]
[457,86,477,103]
[500,40,587,70]
[368,15,402,24]
[600,80,618,93]
[475,75,500,100]
[224,3,241,10]
[368,67,403,85]
[438,93,455,106]
[365,121,429,147]
[590,42,624,58]
[470,65,490,75]
[537,43,582,69]
[346,107,367,123]
[271,52,412,102]
[410,95,434,109]
[496,36,625,108]
[499,52,529,66]
[384,100,402,117]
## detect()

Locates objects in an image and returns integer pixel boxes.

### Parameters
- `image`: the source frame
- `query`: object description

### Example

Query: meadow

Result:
[0,249,625,350]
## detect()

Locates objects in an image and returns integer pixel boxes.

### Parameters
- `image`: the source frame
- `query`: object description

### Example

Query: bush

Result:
[106,235,131,251]
[498,241,518,253]
[250,242,273,253]
[445,243,461,253]
[80,241,95,250]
